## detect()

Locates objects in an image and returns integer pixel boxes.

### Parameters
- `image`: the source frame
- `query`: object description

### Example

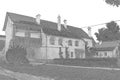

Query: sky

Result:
[1,0,120,41]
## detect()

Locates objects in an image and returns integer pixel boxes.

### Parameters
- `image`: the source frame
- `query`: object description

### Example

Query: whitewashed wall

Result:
[94,47,118,58]
[5,17,13,53]
[84,38,93,47]
[15,31,25,37]
[43,35,86,59]
[113,47,118,57]
[6,23,86,60]
[33,32,47,60]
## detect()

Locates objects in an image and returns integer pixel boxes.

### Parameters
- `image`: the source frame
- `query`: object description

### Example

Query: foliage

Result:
[53,58,118,67]
[6,45,29,64]
[106,21,119,32]
[105,0,120,7]
[95,21,120,42]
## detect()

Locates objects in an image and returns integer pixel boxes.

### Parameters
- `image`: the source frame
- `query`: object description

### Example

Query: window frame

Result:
[49,36,55,45]
[58,38,63,46]
[71,52,74,58]
[68,40,72,46]
[104,52,108,57]
[75,40,79,47]
[30,32,40,38]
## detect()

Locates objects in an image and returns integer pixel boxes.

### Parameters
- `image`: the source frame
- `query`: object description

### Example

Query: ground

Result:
[0,60,120,80]
[0,74,17,80]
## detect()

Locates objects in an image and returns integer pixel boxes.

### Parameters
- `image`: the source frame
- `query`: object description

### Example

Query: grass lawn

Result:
[0,60,120,80]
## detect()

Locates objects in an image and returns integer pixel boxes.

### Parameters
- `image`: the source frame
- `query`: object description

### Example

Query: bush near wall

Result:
[53,58,118,68]
[6,46,29,64]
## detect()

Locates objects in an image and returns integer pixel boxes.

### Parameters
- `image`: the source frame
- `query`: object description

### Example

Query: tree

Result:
[95,21,120,42]
[106,21,119,33]
[104,0,120,7]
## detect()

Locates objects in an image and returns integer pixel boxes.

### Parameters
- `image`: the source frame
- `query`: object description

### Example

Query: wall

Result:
[9,26,86,60]
[44,35,86,59]
[113,47,119,57]
[34,32,47,60]
[0,37,5,55]
[94,47,118,58]
[13,28,44,61]
[26,30,48,61]
[15,29,41,38]
[5,17,13,53]
[84,38,93,47]
[15,30,25,37]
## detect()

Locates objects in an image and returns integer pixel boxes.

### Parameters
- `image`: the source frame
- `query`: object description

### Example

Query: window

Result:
[30,33,40,38]
[104,52,108,57]
[58,38,63,46]
[49,36,55,45]
[25,31,30,38]
[68,40,72,46]
[99,52,104,57]
[95,52,98,56]
[71,52,73,58]
[15,32,25,37]
[75,41,79,46]
[116,50,119,56]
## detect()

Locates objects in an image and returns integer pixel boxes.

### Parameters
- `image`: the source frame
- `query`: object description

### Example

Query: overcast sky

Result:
[1,0,120,41]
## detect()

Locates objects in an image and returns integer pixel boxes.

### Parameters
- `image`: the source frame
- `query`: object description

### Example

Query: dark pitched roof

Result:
[3,12,91,39]
[43,28,81,39]
[0,35,5,38]
[93,47,115,51]
[95,41,120,48]
[93,41,120,51]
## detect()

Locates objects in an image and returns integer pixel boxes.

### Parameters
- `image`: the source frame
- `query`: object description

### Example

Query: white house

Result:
[3,12,93,62]
[93,41,120,58]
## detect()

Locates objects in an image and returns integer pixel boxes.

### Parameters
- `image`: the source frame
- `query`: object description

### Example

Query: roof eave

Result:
[3,13,8,31]
[95,49,114,51]
[3,12,15,31]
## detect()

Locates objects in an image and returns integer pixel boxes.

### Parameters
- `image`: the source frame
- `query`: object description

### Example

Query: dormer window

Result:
[68,40,72,46]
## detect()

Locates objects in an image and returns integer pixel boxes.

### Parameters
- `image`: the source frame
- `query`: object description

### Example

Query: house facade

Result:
[3,12,93,62]
[93,41,120,58]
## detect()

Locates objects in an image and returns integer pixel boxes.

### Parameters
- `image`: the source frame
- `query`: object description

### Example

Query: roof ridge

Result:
[7,12,34,19]
[3,12,91,39]
[7,12,81,28]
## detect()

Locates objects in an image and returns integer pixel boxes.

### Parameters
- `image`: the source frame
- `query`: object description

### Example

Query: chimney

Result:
[87,27,92,37]
[63,19,67,29]
[57,15,61,31]
[36,14,41,25]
